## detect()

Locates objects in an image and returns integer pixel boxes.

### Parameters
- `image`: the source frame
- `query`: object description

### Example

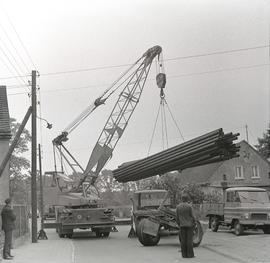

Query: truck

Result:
[130,189,204,247]
[205,187,270,236]
[44,46,164,238]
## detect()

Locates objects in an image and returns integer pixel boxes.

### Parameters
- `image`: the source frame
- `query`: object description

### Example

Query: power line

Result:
[7,62,269,96]
[40,44,270,77]
[165,44,269,62]
[2,5,36,69]
[168,63,269,79]
[0,36,30,92]
[0,22,30,73]
[0,51,28,88]
[0,44,269,81]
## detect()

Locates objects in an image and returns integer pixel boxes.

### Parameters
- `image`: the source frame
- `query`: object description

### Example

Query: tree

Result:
[255,127,270,159]
[96,169,123,193]
[9,118,31,204]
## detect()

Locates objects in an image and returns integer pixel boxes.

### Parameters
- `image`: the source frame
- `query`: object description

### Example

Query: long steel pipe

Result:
[113,129,239,183]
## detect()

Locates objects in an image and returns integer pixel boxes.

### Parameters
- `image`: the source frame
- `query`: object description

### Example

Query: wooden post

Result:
[31,70,38,243]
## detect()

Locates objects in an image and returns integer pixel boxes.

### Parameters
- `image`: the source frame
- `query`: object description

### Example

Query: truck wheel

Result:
[210,216,219,232]
[101,232,110,238]
[94,230,101,238]
[193,220,203,247]
[58,227,64,238]
[263,227,270,234]
[234,221,244,236]
[66,230,74,238]
[137,219,160,246]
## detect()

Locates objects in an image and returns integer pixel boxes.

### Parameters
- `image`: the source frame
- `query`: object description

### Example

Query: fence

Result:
[0,204,29,239]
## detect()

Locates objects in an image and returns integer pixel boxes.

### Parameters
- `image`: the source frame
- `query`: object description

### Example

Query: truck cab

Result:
[206,187,270,235]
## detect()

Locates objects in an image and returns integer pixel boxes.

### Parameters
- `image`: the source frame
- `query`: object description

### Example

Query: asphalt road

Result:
[69,225,270,263]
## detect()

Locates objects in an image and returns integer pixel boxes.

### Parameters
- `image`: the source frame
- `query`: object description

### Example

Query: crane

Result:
[51,45,164,198]
[44,46,164,238]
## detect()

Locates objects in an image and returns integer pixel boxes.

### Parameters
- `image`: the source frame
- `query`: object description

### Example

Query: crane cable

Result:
[147,57,185,155]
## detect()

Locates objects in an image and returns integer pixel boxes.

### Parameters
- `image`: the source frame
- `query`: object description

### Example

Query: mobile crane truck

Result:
[44,46,164,238]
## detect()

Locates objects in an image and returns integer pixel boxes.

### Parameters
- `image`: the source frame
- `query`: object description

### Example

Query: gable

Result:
[178,161,224,185]
[210,140,270,187]
[0,87,11,140]
[177,140,270,188]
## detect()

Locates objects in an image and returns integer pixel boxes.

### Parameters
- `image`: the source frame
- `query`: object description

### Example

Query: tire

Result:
[94,230,110,238]
[58,227,64,238]
[137,219,160,246]
[193,220,203,247]
[178,220,203,248]
[66,230,74,238]
[94,230,101,238]
[101,232,110,238]
[210,216,219,232]
[263,227,270,234]
[234,220,244,236]
[134,217,141,235]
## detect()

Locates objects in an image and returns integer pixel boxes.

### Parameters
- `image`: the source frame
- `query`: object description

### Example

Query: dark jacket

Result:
[176,202,195,227]
[1,204,16,231]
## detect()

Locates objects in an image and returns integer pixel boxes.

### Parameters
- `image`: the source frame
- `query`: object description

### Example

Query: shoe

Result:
[3,256,13,260]
[8,255,14,258]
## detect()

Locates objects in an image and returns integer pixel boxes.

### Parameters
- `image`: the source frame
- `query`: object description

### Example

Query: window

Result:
[235,166,244,179]
[226,191,233,202]
[226,191,240,202]
[251,166,260,179]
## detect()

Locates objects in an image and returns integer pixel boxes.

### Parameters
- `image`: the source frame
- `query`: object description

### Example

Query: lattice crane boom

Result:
[52,46,163,193]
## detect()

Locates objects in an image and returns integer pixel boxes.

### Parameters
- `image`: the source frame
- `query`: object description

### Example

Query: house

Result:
[0,86,12,203]
[178,140,270,194]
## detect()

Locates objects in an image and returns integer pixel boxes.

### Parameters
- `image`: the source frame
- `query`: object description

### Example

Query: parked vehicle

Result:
[205,187,270,235]
[131,189,204,246]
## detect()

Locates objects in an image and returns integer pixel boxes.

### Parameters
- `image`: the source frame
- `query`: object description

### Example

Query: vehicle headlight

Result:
[243,213,250,219]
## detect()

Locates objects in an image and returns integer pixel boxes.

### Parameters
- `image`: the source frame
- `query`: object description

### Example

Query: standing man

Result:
[1,198,16,260]
[176,193,196,258]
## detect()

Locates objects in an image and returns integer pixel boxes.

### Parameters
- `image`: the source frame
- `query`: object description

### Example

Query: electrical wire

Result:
[165,45,269,62]
[0,42,28,87]
[0,36,30,92]
[0,35,28,78]
[0,22,30,73]
[39,44,270,77]
[7,62,270,97]
[2,7,36,69]
[0,44,269,81]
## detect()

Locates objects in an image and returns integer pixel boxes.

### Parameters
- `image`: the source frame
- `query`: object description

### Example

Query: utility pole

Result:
[37,143,48,240]
[31,70,38,243]
[245,124,249,143]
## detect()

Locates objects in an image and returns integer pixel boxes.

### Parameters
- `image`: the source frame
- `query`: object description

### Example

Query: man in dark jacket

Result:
[1,198,16,260]
[176,193,196,258]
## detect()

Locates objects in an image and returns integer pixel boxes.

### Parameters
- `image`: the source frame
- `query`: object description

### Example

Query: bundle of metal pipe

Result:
[113,129,239,183]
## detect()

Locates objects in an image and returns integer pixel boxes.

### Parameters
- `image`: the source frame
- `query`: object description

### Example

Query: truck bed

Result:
[203,203,224,217]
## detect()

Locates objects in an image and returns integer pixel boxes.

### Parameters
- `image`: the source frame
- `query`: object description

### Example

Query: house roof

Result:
[178,161,224,185]
[0,87,11,140]
[226,187,266,192]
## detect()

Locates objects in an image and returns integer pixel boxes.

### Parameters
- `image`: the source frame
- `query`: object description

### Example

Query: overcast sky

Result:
[1,0,270,174]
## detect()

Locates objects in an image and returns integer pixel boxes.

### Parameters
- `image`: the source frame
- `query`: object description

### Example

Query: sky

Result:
[1,0,270,175]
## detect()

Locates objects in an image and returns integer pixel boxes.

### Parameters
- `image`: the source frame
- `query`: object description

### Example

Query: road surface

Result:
[68,225,270,263]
